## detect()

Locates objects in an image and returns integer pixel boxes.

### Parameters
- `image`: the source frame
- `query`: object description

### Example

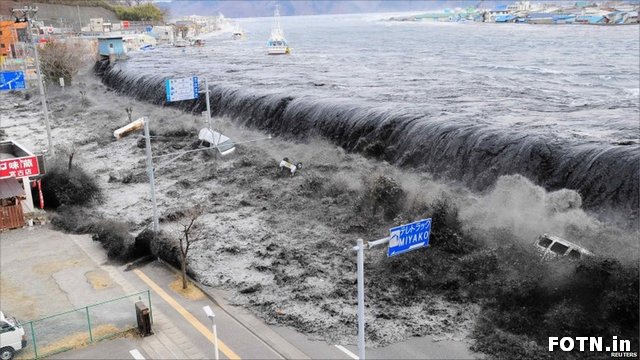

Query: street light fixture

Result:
[203,305,219,360]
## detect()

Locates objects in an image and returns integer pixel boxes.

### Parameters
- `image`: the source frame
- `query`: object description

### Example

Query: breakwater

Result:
[97,61,639,223]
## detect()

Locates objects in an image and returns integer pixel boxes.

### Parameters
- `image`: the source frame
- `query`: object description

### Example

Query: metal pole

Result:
[212,318,219,360]
[86,306,93,342]
[147,290,153,324]
[29,321,38,359]
[204,78,212,130]
[356,238,365,360]
[26,9,55,156]
[143,118,159,232]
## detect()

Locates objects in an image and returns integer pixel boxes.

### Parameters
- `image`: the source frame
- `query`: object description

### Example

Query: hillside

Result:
[0,1,118,27]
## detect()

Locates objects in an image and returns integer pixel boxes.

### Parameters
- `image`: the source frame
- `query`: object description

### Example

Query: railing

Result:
[16,290,152,359]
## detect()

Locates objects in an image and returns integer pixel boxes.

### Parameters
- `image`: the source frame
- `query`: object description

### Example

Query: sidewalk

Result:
[67,232,306,360]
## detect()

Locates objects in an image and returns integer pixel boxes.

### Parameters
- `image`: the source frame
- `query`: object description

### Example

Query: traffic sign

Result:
[387,218,431,257]
[0,71,26,91]
[165,76,199,102]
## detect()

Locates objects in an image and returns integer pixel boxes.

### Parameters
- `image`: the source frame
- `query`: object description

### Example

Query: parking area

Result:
[0,225,139,359]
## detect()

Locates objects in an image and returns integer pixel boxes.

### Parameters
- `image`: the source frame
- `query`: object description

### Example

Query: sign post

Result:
[352,218,432,359]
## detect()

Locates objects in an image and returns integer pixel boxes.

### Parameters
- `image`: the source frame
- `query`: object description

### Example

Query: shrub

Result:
[299,175,326,197]
[472,317,550,360]
[41,161,102,208]
[145,230,181,269]
[359,175,405,220]
[91,220,135,261]
[50,205,98,233]
[38,40,89,86]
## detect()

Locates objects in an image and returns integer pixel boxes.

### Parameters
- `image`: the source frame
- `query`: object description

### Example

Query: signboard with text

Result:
[0,156,41,178]
[165,76,199,102]
[387,218,431,257]
[0,71,26,91]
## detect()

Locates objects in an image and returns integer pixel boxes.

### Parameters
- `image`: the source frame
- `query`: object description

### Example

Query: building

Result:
[98,36,126,62]
[0,21,28,59]
[0,140,43,230]
[150,25,175,43]
[0,177,26,230]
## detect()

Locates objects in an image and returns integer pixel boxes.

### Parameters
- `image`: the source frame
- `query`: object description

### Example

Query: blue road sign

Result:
[387,218,431,257]
[165,76,199,102]
[0,71,26,91]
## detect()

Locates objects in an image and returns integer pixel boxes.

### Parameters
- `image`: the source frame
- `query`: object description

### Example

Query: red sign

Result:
[0,155,40,178]
[122,21,130,28]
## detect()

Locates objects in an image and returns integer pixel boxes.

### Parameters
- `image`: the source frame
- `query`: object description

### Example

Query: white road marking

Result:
[334,345,359,360]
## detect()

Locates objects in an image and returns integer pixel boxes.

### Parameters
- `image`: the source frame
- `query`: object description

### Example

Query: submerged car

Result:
[535,234,593,261]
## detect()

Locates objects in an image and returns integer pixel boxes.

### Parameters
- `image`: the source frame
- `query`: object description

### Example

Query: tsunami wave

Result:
[97,62,639,223]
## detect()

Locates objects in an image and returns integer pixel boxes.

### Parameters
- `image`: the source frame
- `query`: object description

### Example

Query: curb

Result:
[156,258,311,360]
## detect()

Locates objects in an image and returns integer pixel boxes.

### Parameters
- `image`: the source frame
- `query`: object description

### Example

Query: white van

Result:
[535,234,593,261]
[0,311,26,360]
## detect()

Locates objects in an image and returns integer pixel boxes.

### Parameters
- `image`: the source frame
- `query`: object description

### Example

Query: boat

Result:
[232,23,245,40]
[194,38,205,47]
[267,7,290,55]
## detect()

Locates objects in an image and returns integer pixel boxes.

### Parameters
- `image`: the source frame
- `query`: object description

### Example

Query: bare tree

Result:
[38,39,91,86]
[178,207,204,289]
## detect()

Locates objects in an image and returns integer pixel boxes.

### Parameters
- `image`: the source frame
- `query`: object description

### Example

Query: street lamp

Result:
[203,305,219,360]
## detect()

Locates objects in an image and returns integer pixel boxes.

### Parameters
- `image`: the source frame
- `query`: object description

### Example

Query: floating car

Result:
[535,234,593,261]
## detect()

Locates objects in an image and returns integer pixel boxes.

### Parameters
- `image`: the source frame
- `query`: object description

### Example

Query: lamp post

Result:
[203,305,219,360]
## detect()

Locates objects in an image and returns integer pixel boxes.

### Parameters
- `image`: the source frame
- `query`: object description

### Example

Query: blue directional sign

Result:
[165,76,199,102]
[0,71,26,91]
[387,218,431,257]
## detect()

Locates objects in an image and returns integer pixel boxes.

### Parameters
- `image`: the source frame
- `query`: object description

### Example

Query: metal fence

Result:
[17,290,152,359]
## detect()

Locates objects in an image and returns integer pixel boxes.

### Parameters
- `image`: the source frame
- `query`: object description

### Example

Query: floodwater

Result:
[104,13,640,219]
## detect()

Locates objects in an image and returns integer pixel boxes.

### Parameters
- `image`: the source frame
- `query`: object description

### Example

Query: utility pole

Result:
[13,6,55,156]
[77,5,82,33]
[204,78,212,130]
[143,118,160,232]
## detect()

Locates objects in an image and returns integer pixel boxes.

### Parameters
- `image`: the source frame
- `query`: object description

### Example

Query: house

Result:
[89,18,114,33]
[150,25,175,43]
